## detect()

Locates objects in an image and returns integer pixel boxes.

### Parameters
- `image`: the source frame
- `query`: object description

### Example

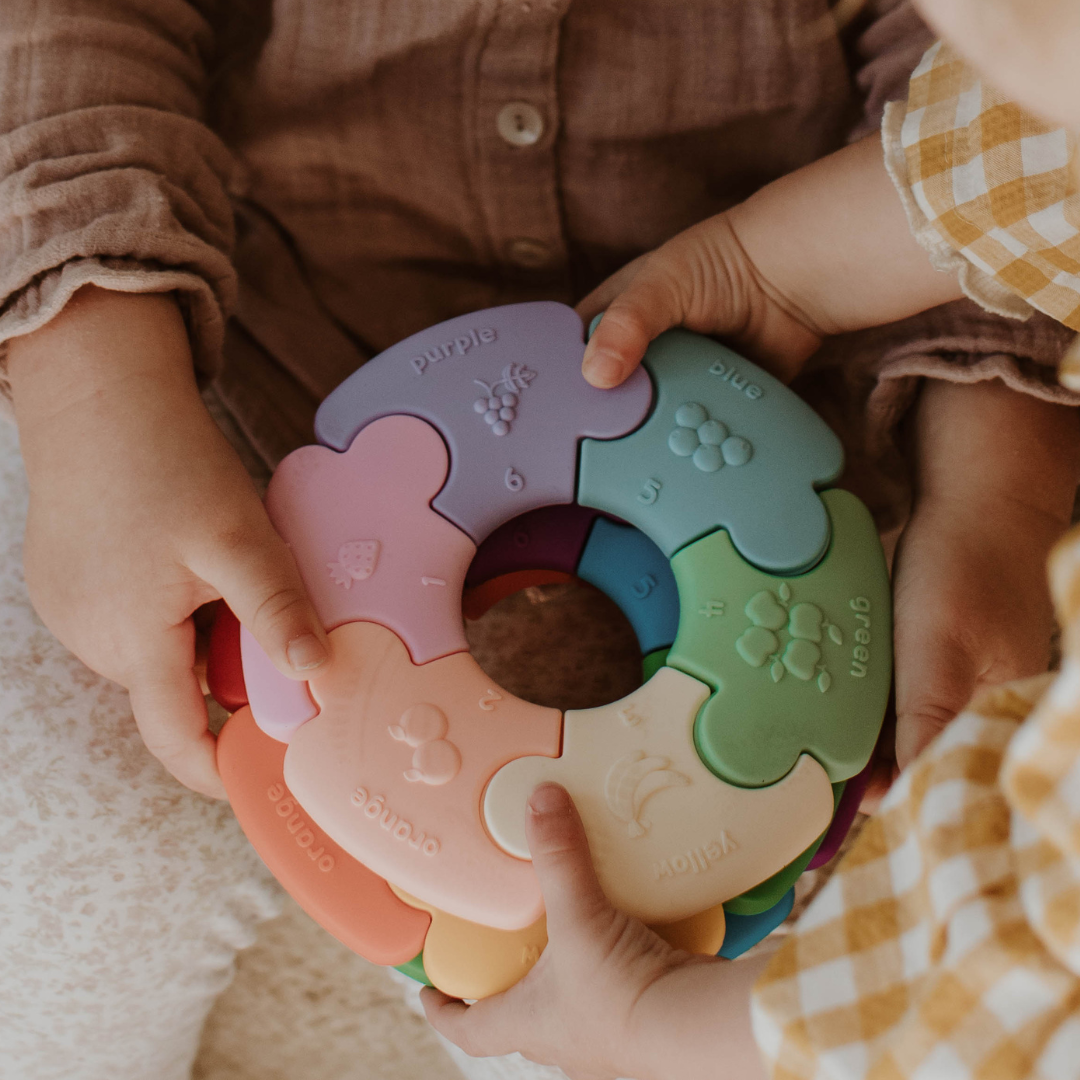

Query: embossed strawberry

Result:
[744,590,787,631]
[735,625,779,667]
[787,602,823,642]
[781,639,821,680]
[327,539,380,588]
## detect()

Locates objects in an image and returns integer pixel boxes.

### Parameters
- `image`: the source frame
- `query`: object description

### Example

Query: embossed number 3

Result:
[505,468,525,492]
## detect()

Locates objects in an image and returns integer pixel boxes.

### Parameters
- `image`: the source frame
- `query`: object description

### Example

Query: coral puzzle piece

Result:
[390,885,548,1000]
[217,705,430,966]
[264,414,476,667]
[578,330,842,572]
[669,488,892,787]
[576,517,680,655]
[283,621,562,930]
[483,666,835,924]
[314,302,654,543]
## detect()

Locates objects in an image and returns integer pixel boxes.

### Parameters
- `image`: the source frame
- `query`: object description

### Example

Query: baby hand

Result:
[422,783,768,1080]
[890,379,1080,771]
[8,287,330,798]
[575,133,960,390]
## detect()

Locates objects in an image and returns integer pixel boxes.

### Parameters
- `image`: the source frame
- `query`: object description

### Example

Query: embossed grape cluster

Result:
[473,391,518,436]
[667,402,752,472]
[472,363,536,437]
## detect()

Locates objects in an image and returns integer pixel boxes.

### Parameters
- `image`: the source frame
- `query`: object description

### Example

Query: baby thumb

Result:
[525,783,615,943]
[202,517,330,681]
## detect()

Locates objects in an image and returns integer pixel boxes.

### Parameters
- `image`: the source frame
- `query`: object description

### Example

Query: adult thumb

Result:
[525,783,616,943]
[193,514,330,681]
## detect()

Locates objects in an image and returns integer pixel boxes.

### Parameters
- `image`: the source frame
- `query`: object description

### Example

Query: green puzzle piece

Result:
[723,782,843,915]
[577,330,842,573]
[668,488,892,788]
[395,951,432,986]
[641,647,669,682]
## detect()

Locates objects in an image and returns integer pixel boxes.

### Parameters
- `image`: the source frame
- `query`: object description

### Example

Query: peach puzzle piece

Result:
[651,902,728,956]
[483,666,835,924]
[265,414,476,667]
[390,885,548,1000]
[217,705,430,966]
[283,621,562,931]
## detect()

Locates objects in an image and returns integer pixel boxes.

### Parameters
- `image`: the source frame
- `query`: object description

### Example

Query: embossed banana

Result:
[605,751,690,837]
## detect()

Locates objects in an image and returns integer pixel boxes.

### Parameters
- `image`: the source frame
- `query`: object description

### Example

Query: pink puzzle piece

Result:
[283,621,563,931]
[240,625,319,742]
[265,414,476,666]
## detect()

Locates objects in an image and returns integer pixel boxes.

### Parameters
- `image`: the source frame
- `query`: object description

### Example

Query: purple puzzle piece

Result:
[806,757,874,870]
[465,504,604,588]
[314,302,654,543]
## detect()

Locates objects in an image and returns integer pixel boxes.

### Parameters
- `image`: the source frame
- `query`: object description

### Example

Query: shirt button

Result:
[497,102,544,147]
[506,238,553,269]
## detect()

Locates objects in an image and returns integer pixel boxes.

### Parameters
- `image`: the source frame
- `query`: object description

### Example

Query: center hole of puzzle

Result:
[464,580,643,713]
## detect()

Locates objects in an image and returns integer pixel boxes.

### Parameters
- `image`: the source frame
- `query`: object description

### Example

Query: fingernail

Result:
[528,783,568,816]
[582,351,623,388]
[287,633,328,672]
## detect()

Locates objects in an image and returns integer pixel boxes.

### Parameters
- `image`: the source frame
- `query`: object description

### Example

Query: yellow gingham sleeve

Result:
[750,537,1080,1078]
[882,41,1080,344]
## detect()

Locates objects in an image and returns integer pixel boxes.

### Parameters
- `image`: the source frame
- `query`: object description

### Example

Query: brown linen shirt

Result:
[0,0,1074,502]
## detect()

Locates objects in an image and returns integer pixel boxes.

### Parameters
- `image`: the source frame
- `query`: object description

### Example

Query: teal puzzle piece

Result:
[577,330,843,573]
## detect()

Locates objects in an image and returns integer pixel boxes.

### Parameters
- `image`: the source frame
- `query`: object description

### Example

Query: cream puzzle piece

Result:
[482,666,835,924]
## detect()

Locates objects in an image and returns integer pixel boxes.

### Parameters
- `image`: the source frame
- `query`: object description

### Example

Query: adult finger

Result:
[525,783,616,943]
[126,623,226,799]
[192,512,330,681]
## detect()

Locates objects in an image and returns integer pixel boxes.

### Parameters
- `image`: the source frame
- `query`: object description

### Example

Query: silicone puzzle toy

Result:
[208,301,892,999]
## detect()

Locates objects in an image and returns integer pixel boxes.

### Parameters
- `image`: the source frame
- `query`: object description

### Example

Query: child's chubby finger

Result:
[525,782,620,944]
[577,260,688,389]
[187,512,331,683]
[420,985,535,1062]
[124,624,226,799]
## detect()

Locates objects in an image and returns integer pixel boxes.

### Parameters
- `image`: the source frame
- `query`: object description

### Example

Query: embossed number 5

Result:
[637,478,661,505]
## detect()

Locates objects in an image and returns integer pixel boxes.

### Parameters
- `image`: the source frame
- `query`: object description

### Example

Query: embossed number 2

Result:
[505,468,525,492]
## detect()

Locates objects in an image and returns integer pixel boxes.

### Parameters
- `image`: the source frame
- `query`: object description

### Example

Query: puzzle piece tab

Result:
[283,621,562,930]
[483,666,835,924]
[265,414,476,666]
[314,302,653,543]
[240,624,318,742]
[578,331,842,571]
[217,705,430,966]
[390,885,548,1000]
[668,488,892,787]
[576,517,680,655]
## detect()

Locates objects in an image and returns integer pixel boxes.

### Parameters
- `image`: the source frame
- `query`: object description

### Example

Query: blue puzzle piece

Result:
[576,517,680,655]
[577,331,843,572]
[718,889,794,959]
[314,303,654,544]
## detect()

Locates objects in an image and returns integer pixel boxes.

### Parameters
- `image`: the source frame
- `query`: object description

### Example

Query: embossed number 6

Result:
[505,468,525,492]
